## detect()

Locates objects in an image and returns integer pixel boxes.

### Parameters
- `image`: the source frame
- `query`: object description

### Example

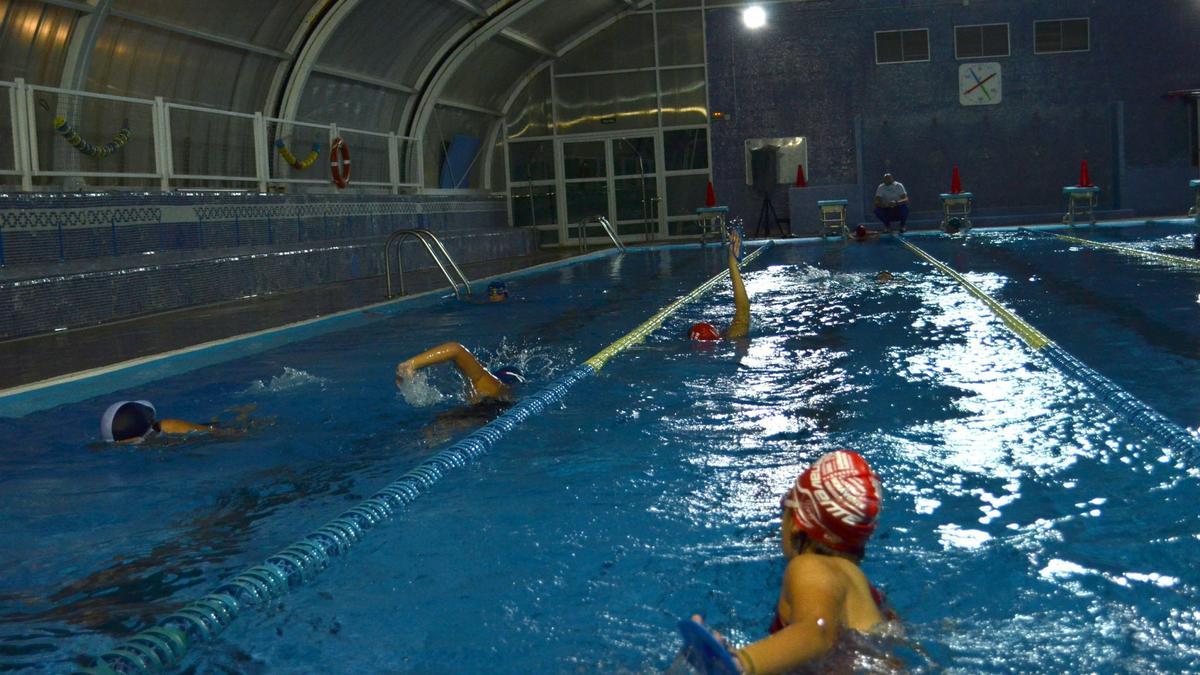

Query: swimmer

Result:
[690,450,892,674]
[395,342,523,404]
[689,227,750,341]
[486,280,510,302]
[100,400,216,444]
[874,270,908,284]
[851,224,881,241]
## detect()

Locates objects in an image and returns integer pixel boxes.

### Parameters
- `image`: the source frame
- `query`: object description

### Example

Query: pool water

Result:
[1,224,1198,672]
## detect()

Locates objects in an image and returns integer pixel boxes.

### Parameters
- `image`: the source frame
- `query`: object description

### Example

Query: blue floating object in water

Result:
[678,618,741,675]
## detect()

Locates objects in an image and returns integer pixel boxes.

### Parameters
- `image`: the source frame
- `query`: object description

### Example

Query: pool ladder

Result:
[574,215,625,253]
[384,229,472,300]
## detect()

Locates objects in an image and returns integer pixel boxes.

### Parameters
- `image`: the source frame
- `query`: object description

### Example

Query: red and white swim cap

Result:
[689,322,721,341]
[785,450,881,555]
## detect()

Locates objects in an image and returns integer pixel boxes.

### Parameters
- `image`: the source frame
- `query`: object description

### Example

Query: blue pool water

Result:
[1,224,1198,672]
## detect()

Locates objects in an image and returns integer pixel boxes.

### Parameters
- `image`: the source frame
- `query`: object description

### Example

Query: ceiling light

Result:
[743,5,767,30]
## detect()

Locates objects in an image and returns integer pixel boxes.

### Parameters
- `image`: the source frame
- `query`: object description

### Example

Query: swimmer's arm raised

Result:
[397,342,504,398]
[726,232,750,339]
[736,560,841,674]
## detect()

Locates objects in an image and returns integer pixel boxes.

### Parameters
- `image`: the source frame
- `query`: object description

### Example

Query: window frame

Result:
[1033,17,1091,55]
[954,22,1011,60]
[874,28,931,65]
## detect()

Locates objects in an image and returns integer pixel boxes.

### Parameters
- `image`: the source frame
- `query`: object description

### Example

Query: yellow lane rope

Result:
[1048,231,1200,270]
[585,243,773,372]
[899,238,1052,350]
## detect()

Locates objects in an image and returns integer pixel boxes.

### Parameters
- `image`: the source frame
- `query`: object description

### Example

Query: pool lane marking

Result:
[585,242,774,372]
[898,238,1051,350]
[83,243,776,673]
[900,237,1200,456]
[1027,229,1200,270]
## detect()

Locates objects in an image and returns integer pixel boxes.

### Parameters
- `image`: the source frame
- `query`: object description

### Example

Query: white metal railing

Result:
[0,78,422,193]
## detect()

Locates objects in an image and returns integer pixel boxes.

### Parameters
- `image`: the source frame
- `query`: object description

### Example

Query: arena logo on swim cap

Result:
[689,322,720,341]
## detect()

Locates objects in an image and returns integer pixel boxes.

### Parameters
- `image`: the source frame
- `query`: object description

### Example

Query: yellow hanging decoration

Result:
[274,139,321,170]
[53,115,132,159]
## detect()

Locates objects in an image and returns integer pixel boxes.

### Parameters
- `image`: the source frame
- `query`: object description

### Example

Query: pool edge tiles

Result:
[0,248,621,419]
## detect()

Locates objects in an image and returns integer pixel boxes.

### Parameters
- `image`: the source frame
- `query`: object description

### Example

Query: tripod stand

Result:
[753,189,785,237]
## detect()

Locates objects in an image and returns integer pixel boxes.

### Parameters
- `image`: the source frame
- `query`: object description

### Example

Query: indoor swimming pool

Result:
[1,222,1198,673]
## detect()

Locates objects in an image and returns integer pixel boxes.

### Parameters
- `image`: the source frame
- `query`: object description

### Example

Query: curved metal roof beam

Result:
[269,0,359,122]
[405,0,552,147]
[56,0,114,91]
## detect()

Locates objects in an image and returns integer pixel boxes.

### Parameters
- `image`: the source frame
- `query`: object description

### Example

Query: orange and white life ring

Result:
[329,137,351,188]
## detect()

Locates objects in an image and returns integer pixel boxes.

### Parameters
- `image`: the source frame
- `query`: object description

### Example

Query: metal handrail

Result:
[575,215,625,253]
[384,228,473,299]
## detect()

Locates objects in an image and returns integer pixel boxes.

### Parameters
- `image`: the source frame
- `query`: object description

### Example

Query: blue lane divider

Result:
[83,365,597,674]
[1040,345,1200,458]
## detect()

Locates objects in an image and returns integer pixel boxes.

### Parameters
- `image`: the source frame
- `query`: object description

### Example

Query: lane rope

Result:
[82,242,774,674]
[1021,228,1200,270]
[899,237,1199,458]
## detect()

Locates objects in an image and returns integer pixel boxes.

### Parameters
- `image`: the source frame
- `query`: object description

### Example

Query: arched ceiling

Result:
[2,0,653,176]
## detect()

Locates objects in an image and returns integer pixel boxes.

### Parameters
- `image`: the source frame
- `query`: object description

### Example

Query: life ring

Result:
[329,137,350,188]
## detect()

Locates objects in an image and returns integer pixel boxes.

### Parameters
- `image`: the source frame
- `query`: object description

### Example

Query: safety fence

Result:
[900,237,1200,457]
[1,78,422,193]
[81,241,774,673]
[1020,228,1200,270]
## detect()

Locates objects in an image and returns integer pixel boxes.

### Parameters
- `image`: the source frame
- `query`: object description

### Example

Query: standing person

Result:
[873,173,910,233]
[683,450,893,674]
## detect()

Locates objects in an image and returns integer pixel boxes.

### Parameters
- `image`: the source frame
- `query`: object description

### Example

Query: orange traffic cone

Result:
[705,181,717,207]
[1077,160,1092,188]
[794,164,808,188]
[950,166,963,194]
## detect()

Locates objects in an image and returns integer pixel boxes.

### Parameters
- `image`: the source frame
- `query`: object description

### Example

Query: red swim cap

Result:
[689,322,721,341]
[784,450,881,556]
[855,224,868,238]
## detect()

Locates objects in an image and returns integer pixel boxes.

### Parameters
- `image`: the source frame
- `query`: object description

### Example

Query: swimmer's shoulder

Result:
[784,555,882,630]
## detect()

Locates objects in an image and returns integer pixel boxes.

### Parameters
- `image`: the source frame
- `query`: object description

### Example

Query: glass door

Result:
[557,134,663,247]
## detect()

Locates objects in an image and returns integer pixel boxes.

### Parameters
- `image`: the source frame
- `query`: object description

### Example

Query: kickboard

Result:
[678,619,740,675]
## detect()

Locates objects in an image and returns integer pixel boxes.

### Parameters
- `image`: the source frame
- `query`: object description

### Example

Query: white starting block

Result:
[1062,186,1099,226]
[939,192,974,234]
[816,199,849,238]
[695,206,729,246]
[1190,179,1199,225]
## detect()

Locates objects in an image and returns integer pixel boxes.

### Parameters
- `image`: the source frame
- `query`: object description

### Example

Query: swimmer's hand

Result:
[395,361,416,387]
[689,614,745,673]
[728,228,742,259]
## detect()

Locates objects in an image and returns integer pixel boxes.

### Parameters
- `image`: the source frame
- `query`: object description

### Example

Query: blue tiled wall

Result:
[706,1,1200,229]
[0,193,534,339]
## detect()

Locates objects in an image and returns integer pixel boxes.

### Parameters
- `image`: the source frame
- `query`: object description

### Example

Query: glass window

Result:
[665,174,710,216]
[505,69,553,140]
[875,29,929,64]
[663,129,708,171]
[657,11,704,67]
[1034,19,1089,54]
[565,181,609,223]
[556,14,655,74]
[955,24,1009,59]
[555,71,659,135]
[659,67,708,128]
[612,137,657,176]
[508,141,554,183]
[562,141,606,179]
[510,184,556,228]
[615,177,658,222]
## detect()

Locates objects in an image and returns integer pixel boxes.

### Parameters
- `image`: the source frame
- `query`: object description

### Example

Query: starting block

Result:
[938,192,974,234]
[1062,186,1099,226]
[696,206,729,246]
[816,199,849,238]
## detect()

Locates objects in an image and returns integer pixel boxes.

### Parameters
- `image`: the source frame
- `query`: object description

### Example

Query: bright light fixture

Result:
[742,5,767,29]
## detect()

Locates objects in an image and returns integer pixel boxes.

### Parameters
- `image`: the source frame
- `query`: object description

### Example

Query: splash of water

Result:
[244,367,328,394]
[396,369,445,407]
